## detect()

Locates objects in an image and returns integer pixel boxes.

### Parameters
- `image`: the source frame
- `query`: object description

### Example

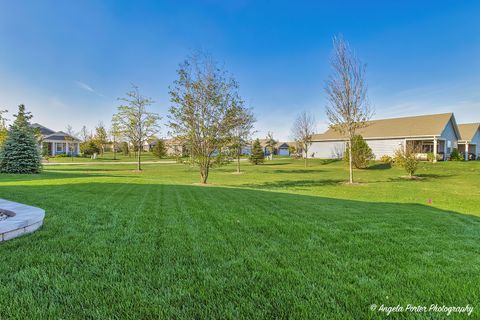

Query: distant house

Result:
[32,123,81,156]
[309,113,461,161]
[277,142,290,156]
[458,123,480,160]
[164,138,186,157]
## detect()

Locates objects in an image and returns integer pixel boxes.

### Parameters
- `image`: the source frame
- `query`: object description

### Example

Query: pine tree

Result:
[152,139,167,159]
[249,139,264,165]
[0,105,42,174]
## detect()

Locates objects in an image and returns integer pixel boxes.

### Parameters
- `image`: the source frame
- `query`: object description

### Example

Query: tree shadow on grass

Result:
[0,181,479,318]
[242,179,344,190]
[271,169,326,174]
[368,163,392,170]
[0,169,138,183]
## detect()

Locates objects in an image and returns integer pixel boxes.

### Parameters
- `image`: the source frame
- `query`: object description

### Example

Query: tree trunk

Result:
[200,165,209,184]
[137,143,142,171]
[304,146,308,168]
[237,154,240,173]
[348,138,353,183]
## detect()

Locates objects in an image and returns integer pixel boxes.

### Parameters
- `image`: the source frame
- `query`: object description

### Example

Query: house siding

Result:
[470,130,480,157]
[365,139,405,159]
[440,119,459,156]
[309,141,345,159]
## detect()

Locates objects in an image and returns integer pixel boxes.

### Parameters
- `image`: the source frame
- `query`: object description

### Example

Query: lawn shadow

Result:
[272,169,325,174]
[368,163,392,170]
[242,179,343,190]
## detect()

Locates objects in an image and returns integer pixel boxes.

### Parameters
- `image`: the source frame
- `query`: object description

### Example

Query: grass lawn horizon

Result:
[1,159,479,318]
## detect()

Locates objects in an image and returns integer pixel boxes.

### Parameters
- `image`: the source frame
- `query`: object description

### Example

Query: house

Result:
[458,123,480,160]
[164,138,186,157]
[277,142,290,156]
[309,113,461,162]
[32,123,81,156]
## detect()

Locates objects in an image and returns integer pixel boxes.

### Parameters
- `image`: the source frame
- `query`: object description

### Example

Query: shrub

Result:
[394,145,419,177]
[344,135,375,169]
[80,140,100,156]
[449,148,464,161]
[0,105,42,174]
[380,155,393,164]
[249,139,264,165]
[55,154,68,158]
[426,152,435,162]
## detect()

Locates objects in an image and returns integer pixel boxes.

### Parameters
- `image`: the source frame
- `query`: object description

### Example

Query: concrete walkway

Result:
[43,160,177,166]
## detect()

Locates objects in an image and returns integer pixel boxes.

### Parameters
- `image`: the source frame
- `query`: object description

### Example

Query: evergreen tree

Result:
[0,105,42,174]
[343,134,374,169]
[152,139,167,159]
[249,139,264,165]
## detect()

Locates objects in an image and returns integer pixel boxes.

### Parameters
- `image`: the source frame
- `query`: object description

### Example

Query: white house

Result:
[309,113,461,162]
[32,123,81,156]
[458,123,480,160]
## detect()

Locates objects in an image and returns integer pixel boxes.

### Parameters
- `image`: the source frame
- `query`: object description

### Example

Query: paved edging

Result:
[0,199,45,242]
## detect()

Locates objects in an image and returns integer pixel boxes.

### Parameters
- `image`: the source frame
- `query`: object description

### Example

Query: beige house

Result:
[310,113,461,162]
[458,123,480,160]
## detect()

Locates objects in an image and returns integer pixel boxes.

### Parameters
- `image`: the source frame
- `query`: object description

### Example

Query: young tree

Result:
[94,122,108,155]
[64,125,78,161]
[291,111,316,167]
[343,134,374,169]
[325,36,373,183]
[168,51,245,184]
[110,122,122,160]
[230,106,255,173]
[0,105,42,173]
[113,85,161,171]
[394,143,420,178]
[0,110,8,148]
[80,125,90,143]
[152,139,167,159]
[265,132,277,160]
[249,138,264,165]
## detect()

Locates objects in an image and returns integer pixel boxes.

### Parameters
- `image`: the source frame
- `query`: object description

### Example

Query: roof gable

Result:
[458,123,480,141]
[312,113,456,141]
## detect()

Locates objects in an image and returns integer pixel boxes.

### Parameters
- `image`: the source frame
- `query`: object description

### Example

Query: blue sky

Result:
[0,0,479,141]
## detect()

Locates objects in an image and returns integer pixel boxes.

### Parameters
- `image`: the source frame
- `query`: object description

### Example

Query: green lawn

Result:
[0,159,479,319]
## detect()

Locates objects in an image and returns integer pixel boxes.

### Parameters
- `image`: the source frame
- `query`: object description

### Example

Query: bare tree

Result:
[325,36,373,183]
[65,125,78,161]
[80,125,90,143]
[168,51,245,184]
[230,106,255,173]
[291,111,316,167]
[113,85,161,171]
[94,122,108,155]
[264,132,277,160]
[110,122,122,160]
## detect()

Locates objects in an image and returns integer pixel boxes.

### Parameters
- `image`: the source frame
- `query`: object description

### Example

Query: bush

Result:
[80,140,100,156]
[55,154,68,158]
[426,152,435,162]
[394,145,419,177]
[249,139,264,165]
[344,135,375,169]
[380,155,393,164]
[449,148,464,161]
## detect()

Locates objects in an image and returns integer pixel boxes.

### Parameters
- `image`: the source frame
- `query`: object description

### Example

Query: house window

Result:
[56,143,64,153]
[447,140,452,154]
[422,143,433,153]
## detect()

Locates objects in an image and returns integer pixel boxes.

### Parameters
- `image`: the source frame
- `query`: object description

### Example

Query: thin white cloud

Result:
[74,80,104,97]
